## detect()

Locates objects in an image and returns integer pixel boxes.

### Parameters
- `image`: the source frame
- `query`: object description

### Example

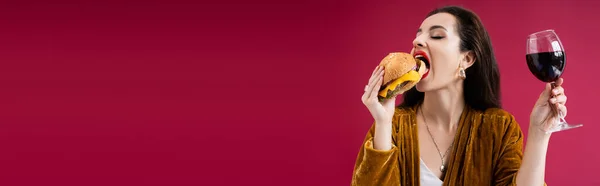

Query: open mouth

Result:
[414,52,430,69]
[413,51,431,79]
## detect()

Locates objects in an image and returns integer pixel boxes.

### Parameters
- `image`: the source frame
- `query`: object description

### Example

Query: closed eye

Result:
[431,36,444,40]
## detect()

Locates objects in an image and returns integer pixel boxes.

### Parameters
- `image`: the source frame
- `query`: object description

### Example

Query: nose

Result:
[412,34,427,48]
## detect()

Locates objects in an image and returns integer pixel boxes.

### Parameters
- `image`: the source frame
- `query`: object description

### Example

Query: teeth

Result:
[415,55,427,62]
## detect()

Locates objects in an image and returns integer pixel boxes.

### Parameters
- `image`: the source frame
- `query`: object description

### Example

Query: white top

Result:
[419,158,443,186]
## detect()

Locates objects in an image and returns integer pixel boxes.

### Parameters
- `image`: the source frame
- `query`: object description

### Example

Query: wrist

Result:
[528,125,552,142]
[375,119,392,125]
[373,120,393,150]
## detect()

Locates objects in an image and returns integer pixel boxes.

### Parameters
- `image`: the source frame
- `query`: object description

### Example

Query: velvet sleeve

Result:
[351,121,400,186]
[492,114,547,186]
[492,114,523,186]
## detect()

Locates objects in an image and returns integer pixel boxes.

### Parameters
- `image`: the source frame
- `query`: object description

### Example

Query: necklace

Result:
[420,107,455,172]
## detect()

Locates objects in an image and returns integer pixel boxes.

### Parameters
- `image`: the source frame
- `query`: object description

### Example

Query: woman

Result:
[352,6,563,186]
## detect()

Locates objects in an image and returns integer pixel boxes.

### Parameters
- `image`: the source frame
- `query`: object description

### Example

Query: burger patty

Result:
[399,81,410,88]
[380,81,411,98]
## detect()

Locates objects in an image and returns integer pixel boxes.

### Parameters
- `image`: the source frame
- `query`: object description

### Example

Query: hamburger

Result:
[377,52,428,100]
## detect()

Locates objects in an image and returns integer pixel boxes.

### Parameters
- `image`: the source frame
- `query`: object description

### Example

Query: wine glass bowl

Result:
[526,30,566,83]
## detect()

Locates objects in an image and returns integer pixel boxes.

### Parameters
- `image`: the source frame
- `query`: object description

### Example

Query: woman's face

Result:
[410,13,472,92]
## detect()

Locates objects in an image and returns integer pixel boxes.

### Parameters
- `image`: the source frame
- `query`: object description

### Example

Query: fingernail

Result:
[553,89,559,94]
[550,98,556,102]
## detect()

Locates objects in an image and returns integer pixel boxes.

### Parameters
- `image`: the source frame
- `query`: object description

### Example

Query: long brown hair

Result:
[399,5,501,111]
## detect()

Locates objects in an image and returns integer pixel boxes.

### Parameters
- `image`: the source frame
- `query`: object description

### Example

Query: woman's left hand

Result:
[529,78,567,135]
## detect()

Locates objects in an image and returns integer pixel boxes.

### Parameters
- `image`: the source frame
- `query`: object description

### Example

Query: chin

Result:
[415,81,442,93]
[415,83,427,92]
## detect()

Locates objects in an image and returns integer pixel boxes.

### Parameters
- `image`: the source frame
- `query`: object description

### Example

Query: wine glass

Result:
[526,29,583,133]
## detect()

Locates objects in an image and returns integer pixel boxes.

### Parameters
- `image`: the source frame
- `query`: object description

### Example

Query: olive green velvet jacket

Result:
[351,105,545,186]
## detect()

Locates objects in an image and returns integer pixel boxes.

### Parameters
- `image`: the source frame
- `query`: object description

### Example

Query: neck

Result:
[420,83,465,132]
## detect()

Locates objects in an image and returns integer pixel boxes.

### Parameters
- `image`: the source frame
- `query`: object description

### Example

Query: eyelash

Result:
[431,36,444,40]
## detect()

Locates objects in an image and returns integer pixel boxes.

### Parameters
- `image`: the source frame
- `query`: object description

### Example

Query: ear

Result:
[461,51,476,69]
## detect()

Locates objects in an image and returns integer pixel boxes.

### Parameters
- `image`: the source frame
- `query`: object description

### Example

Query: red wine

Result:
[526,51,565,82]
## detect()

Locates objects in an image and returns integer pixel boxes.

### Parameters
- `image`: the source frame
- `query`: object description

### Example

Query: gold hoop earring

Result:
[459,68,466,80]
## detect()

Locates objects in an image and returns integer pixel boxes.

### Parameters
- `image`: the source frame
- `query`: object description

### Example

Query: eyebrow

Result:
[417,25,448,33]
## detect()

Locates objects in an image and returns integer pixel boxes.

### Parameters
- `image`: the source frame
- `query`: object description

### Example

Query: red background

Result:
[0,0,598,185]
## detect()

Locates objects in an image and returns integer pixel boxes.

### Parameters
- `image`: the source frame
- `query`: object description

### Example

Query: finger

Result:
[367,66,380,85]
[538,82,553,101]
[368,67,384,87]
[550,95,567,104]
[369,75,383,99]
[370,66,380,76]
[554,77,564,86]
[361,87,372,104]
[364,73,382,99]
[365,70,383,94]
[552,86,564,96]
[557,103,567,118]
[363,68,380,100]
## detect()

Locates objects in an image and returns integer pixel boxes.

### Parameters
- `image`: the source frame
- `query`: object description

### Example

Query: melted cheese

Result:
[378,70,420,97]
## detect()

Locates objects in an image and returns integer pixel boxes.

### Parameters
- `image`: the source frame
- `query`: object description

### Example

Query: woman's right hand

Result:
[361,66,396,124]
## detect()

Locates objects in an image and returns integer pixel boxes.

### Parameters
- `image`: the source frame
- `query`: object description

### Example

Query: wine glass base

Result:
[545,123,583,134]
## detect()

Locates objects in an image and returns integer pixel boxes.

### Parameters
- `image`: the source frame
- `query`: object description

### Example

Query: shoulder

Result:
[479,107,522,134]
[482,107,515,120]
